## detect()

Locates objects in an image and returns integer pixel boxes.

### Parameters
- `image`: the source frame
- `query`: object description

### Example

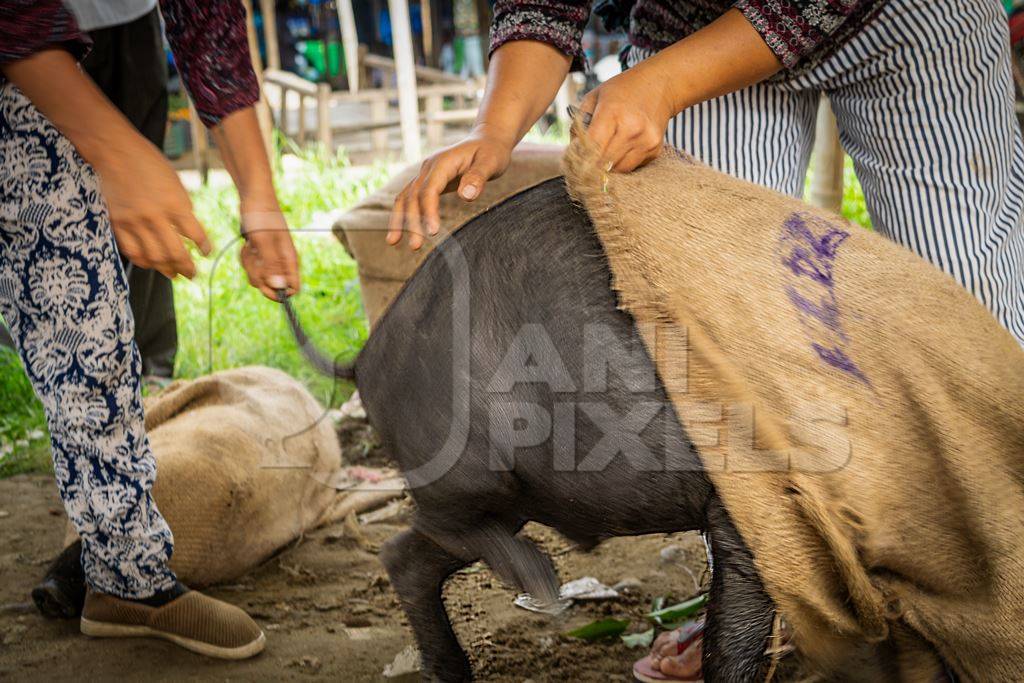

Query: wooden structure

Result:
[262,54,481,154]
[807,96,846,213]
[257,0,442,161]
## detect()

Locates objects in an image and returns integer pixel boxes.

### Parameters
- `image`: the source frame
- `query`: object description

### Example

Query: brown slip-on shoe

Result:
[80,589,265,660]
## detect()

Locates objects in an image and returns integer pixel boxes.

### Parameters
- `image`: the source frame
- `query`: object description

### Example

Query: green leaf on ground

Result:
[565,617,631,641]
[646,593,708,627]
[621,627,655,649]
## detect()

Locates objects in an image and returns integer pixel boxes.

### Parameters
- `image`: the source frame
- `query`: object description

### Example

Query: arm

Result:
[159,0,259,127]
[387,40,571,249]
[211,108,300,298]
[581,8,781,171]
[389,11,776,248]
[161,0,298,299]
[2,49,210,279]
[388,0,878,249]
[387,0,589,250]
[733,0,883,71]
[0,0,87,64]
[581,0,884,169]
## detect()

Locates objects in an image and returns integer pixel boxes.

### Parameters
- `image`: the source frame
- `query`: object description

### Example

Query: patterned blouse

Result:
[491,0,886,73]
[0,0,258,126]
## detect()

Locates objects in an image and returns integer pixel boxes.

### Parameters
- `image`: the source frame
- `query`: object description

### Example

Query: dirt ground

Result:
[0,420,783,682]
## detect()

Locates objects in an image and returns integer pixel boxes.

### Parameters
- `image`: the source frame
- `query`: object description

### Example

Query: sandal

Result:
[633,619,704,682]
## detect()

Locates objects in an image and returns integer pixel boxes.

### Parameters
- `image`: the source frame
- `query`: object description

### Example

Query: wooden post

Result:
[188,101,210,185]
[371,97,389,152]
[388,0,422,161]
[297,94,307,144]
[243,0,274,161]
[336,0,360,93]
[421,0,434,66]
[358,44,370,90]
[425,93,443,149]
[258,0,280,71]
[475,0,492,71]
[554,76,572,130]
[317,82,332,151]
[277,86,289,136]
[808,96,845,213]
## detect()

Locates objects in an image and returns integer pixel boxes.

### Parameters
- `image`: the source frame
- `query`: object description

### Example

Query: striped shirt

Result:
[490,0,887,73]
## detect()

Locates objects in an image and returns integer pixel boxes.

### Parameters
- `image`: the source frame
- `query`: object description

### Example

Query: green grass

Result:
[0,347,50,477]
[0,136,871,478]
[805,154,872,229]
[839,155,872,229]
[175,143,389,404]
[0,142,389,478]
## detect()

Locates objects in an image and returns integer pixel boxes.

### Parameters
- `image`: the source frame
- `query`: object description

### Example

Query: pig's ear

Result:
[476,526,560,605]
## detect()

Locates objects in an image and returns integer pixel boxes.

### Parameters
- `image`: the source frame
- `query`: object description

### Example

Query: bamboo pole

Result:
[258,0,280,71]
[388,0,422,161]
[371,97,389,152]
[317,83,332,151]
[336,0,360,93]
[425,93,443,149]
[808,96,844,213]
[243,0,274,161]
[475,0,492,70]
[188,101,210,184]
[421,0,434,66]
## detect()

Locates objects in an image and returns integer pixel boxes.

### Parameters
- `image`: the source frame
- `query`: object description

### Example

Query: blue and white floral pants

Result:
[0,83,176,599]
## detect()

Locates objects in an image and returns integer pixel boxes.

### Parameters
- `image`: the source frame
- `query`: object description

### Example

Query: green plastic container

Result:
[299,39,344,79]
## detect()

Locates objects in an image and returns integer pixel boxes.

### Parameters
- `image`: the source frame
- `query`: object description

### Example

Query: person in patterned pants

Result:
[1,0,299,659]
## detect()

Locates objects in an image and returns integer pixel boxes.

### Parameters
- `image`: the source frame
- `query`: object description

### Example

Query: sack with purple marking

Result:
[563,130,1024,682]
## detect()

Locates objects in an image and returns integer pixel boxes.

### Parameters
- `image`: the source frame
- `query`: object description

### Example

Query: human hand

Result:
[239,202,301,301]
[578,61,675,173]
[1,49,211,278]
[387,130,514,250]
[92,135,212,279]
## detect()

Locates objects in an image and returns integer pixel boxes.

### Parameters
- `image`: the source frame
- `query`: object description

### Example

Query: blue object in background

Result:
[379,3,422,46]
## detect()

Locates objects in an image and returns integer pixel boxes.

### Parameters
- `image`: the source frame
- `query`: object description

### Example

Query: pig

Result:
[283,178,776,681]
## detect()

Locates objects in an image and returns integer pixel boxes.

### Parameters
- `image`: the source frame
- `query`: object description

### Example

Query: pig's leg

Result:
[32,539,86,618]
[702,498,775,682]
[380,529,472,682]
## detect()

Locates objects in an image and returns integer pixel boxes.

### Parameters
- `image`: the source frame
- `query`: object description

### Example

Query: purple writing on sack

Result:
[778,212,870,386]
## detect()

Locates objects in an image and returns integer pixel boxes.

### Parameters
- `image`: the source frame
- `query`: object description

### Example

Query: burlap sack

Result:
[334,144,565,325]
[66,367,402,586]
[563,136,1024,681]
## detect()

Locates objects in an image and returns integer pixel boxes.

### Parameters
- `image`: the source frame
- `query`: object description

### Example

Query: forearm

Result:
[640,9,782,117]
[473,40,572,146]
[210,107,278,210]
[2,49,148,167]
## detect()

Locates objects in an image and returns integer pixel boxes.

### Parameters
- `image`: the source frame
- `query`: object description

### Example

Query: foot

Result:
[32,540,86,619]
[633,619,704,682]
[80,584,265,660]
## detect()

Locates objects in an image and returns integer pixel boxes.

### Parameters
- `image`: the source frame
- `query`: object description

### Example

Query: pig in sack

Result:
[283,135,1024,681]
[34,366,402,618]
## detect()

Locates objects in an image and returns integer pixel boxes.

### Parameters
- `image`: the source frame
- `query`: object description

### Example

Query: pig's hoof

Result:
[31,578,84,619]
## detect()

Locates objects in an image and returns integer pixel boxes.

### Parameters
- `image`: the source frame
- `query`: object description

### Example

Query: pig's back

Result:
[356,179,702,528]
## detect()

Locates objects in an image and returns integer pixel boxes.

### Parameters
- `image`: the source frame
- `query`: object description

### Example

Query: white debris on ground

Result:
[560,576,620,600]
[383,644,421,678]
[329,390,366,423]
[359,496,410,525]
[514,576,620,614]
